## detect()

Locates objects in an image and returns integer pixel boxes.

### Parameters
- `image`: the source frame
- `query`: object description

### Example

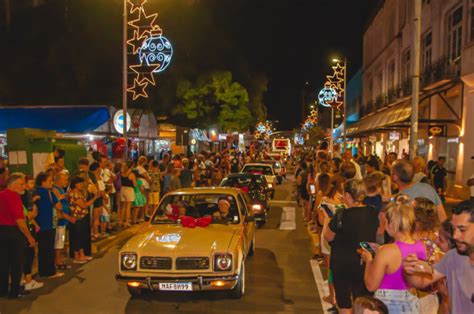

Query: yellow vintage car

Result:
[116,187,257,299]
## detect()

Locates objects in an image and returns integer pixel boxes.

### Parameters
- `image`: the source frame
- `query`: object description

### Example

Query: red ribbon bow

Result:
[181,216,212,228]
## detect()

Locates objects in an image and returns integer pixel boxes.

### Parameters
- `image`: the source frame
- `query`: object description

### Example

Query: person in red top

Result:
[0,172,36,299]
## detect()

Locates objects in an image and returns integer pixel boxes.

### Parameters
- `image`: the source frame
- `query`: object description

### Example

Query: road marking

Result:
[279,206,296,230]
[310,259,332,313]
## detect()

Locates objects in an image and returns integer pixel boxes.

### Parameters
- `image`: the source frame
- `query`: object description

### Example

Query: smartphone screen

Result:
[360,242,376,257]
[310,184,316,195]
[320,203,334,218]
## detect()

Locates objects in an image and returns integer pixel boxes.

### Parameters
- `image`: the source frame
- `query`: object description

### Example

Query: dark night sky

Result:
[227,0,380,130]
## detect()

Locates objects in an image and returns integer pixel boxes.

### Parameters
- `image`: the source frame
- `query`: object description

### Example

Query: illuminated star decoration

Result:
[127,0,147,14]
[126,1,173,100]
[127,78,149,100]
[324,61,345,110]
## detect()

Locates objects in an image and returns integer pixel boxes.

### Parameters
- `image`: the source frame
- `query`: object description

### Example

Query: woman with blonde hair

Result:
[361,195,427,313]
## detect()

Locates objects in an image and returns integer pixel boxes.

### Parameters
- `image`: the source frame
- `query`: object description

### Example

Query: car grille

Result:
[140,257,172,270]
[175,257,210,270]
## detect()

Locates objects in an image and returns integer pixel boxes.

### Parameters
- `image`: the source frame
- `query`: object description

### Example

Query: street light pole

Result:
[409,0,422,159]
[122,0,128,159]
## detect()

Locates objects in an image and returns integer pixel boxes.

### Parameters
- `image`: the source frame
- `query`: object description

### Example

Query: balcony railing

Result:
[359,56,460,119]
[421,56,460,88]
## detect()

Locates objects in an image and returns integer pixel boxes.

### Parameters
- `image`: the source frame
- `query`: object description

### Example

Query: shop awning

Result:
[346,102,411,137]
[0,106,110,133]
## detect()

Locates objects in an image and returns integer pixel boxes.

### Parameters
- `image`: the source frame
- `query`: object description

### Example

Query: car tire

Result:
[229,262,245,299]
[127,285,144,297]
[248,236,255,256]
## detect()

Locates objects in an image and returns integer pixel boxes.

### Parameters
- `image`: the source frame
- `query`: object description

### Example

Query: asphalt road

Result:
[0,178,324,314]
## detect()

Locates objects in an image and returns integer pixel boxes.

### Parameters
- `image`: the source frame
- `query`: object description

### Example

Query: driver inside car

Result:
[213,198,233,223]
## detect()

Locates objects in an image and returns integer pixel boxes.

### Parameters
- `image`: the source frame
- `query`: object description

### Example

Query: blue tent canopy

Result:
[0,106,110,133]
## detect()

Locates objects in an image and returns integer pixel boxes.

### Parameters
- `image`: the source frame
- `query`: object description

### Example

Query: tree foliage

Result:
[174,71,251,131]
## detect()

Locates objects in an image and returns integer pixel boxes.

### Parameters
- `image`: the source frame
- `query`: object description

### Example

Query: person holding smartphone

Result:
[360,195,427,313]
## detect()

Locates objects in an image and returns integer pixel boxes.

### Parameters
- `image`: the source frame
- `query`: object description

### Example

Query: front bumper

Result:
[116,273,239,291]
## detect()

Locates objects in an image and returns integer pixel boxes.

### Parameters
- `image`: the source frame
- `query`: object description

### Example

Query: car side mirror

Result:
[245,216,255,223]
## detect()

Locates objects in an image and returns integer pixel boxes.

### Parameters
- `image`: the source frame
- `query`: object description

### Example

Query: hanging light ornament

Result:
[126,0,173,100]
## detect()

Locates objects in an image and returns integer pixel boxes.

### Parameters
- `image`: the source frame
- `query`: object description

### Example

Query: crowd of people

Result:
[0,148,261,299]
[294,146,474,314]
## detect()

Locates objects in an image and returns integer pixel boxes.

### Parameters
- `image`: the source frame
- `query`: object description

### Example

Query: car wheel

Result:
[248,236,255,256]
[229,262,245,299]
[127,285,144,297]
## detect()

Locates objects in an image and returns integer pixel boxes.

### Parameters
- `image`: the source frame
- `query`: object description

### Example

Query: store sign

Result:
[428,125,446,137]
[389,132,400,141]
[113,110,132,134]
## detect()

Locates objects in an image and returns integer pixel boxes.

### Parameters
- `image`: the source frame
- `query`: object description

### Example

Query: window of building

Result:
[447,6,463,61]
[422,31,432,70]
[388,61,395,90]
[377,71,383,95]
[402,49,411,82]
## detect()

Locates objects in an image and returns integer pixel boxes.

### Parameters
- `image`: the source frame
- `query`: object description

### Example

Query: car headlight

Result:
[214,253,232,272]
[268,183,273,188]
[121,252,137,271]
[252,204,263,213]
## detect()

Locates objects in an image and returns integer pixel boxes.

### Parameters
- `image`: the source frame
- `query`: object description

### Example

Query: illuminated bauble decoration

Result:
[256,123,266,133]
[318,87,338,108]
[139,35,173,73]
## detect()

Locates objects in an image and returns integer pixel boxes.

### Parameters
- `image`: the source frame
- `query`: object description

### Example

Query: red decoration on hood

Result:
[181,216,212,228]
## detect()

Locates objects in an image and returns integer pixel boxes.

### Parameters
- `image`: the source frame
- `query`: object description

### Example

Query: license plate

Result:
[158,282,193,291]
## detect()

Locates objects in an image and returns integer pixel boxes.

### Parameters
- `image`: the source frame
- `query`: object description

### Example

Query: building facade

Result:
[348,0,474,199]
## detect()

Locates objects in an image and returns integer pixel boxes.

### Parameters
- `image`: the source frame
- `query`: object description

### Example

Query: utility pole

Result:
[122,0,128,159]
[409,0,422,159]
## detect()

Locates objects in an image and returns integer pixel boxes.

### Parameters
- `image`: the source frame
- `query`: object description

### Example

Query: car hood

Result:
[121,224,239,257]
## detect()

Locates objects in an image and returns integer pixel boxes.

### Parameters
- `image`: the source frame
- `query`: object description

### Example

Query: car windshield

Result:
[242,165,273,175]
[221,177,263,189]
[151,193,241,225]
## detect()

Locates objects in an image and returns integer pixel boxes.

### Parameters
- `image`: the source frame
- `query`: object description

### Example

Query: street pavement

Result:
[0,178,324,314]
